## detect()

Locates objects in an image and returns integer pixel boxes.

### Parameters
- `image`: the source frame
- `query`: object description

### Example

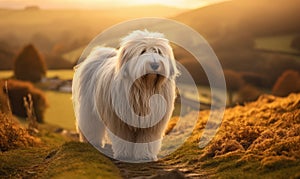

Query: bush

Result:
[0,112,39,152]
[272,70,300,97]
[236,85,262,104]
[0,80,48,123]
[240,71,268,88]
[0,81,10,114]
[14,44,47,82]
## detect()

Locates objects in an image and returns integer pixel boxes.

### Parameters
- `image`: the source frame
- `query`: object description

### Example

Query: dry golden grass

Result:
[165,116,180,135]
[0,80,40,152]
[0,112,40,152]
[193,93,300,168]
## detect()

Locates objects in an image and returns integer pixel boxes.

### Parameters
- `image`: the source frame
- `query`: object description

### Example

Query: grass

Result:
[254,34,300,54]
[46,70,74,80]
[44,91,75,130]
[0,123,121,178]
[43,142,121,178]
[1,93,300,178]
[0,70,76,130]
[0,112,40,152]
[162,93,300,178]
[0,70,74,80]
[1,69,300,178]
[0,71,13,79]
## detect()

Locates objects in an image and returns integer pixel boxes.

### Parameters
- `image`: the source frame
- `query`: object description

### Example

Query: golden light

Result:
[0,0,229,9]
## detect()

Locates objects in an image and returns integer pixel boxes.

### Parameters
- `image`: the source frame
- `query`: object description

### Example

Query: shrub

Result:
[0,80,48,123]
[14,44,47,82]
[0,81,10,114]
[272,70,300,97]
[240,71,268,88]
[0,112,39,152]
[236,85,262,104]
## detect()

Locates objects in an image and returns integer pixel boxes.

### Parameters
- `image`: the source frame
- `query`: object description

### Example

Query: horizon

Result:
[0,0,228,10]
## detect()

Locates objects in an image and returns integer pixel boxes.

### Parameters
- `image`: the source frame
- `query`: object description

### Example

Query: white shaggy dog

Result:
[72,30,179,161]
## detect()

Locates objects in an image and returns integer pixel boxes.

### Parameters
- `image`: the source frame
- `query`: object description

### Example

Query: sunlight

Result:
[0,0,229,9]
[128,0,181,7]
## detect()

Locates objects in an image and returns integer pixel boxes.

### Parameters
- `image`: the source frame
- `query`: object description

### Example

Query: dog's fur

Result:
[72,30,179,161]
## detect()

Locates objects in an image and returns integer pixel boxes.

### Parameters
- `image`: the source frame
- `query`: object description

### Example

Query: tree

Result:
[14,44,47,82]
[272,70,300,97]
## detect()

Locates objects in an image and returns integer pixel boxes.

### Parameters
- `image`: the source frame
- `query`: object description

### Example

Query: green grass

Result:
[46,70,74,80]
[0,70,74,80]
[0,124,121,178]
[254,34,300,54]
[0,70,13,79]
[43,142,121,179]
[45,91,75,130]
[0,70,76,130]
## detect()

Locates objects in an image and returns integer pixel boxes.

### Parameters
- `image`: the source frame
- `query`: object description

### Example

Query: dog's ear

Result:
[169,57,180,79]
[169,58,176,77]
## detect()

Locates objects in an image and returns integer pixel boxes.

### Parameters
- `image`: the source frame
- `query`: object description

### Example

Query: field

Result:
[0,70,76,130]
[255,34,300,57]
[46,70,74,79]
[0,70,74,79]
[1,91,299,178]
[45,91,75,130]
[0,70,218,131]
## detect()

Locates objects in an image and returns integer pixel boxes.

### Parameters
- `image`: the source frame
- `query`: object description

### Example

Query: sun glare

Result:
[0,0,229,9]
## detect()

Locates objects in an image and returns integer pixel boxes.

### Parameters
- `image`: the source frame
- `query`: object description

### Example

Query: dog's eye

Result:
[140,49,146,55]
[157,49,162,55]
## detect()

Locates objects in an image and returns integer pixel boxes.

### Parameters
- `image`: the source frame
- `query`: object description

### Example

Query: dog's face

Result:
[117,30,178,88]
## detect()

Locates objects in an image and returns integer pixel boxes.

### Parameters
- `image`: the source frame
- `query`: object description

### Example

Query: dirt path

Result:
[113,159,211,179]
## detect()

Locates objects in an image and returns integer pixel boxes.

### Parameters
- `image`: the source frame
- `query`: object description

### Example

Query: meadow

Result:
[45,91,75,130]
[1,88,299,178]
[0,70,76,130]
[0,70,215,131]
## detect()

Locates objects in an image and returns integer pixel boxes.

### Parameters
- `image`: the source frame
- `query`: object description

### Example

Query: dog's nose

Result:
[150,62,159,71]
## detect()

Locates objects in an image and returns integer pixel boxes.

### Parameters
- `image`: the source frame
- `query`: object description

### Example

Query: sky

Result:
[0,0,228,9]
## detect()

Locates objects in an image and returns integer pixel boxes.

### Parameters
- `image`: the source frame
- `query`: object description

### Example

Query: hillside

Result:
[1,93,299,178]
[174,0,300,39]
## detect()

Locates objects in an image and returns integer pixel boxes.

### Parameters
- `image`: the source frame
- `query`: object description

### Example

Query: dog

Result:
[72,30,179,161]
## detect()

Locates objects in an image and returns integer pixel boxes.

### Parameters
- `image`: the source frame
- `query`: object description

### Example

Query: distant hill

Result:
[171,0,300,88]
[174,0,300,39]
[1,0,300,90]
[0,5,186,41]
[61,0,300,90]
[0,5,186,69]
[107,5,187,18]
